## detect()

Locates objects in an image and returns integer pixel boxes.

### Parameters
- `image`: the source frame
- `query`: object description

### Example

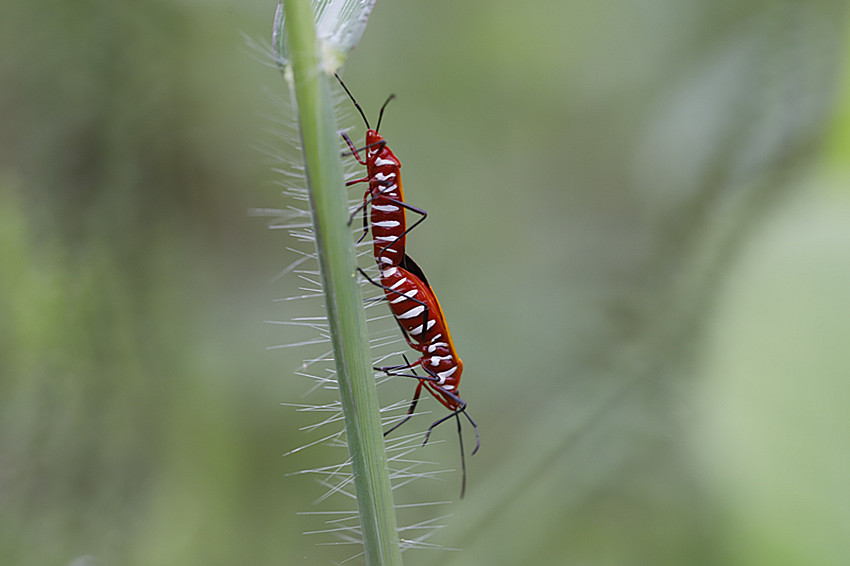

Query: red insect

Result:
[335,74,427,268]
[335,74,478,496]
[358,255,479,497]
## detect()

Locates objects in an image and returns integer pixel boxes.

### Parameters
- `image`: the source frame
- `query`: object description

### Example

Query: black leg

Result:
[340,131,367,165]
[383,379,423,437]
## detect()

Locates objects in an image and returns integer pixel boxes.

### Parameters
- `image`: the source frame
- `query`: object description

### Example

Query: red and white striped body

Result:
[378,262,464,410]
[356,130,408,267]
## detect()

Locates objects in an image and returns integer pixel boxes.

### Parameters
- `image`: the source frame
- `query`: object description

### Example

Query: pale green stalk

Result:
[280,1,403,565]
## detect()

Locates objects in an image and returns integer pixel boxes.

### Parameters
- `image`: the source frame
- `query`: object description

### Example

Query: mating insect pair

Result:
[335,75,479,496]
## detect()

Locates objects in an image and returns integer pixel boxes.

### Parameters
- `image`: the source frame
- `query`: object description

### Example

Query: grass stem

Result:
[280,1,403,564]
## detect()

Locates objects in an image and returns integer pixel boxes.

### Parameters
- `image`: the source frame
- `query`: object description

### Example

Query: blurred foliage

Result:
[0,1,848,566]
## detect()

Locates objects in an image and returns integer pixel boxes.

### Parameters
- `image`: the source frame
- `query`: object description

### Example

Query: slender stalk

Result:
[281,2,403,565]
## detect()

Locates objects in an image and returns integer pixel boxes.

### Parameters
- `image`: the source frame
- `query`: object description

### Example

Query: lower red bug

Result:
[359,254,478,497]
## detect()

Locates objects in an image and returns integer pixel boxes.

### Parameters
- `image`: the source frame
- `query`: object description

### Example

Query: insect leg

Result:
[373,197,428,265]
[340,131,367,165]
[342,139,386,157]
[383,376,424,438]
[344,190,371,244]
[376,358,439,383]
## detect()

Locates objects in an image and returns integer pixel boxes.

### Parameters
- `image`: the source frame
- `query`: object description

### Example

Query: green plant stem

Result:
[281,2,403,565]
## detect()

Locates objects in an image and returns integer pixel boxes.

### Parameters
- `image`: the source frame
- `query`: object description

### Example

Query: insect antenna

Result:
[455,411,468,498]
[465,409,480,455]
[421,396,479,498]
[375,94,396,133]
[334,72,370,129]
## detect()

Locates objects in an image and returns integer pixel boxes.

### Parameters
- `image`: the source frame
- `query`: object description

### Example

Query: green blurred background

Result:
[2,1,849,565]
